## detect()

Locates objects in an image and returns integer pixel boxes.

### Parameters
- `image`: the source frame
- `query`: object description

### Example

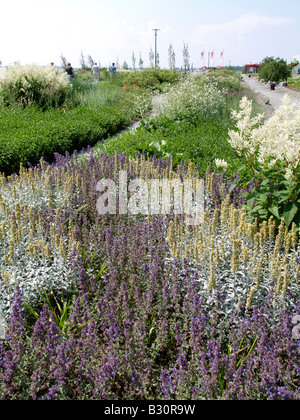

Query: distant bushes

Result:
[122,68,182,90]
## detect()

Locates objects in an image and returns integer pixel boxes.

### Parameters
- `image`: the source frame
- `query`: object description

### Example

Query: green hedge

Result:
[0,105,129,175]
[122,69,182,90]
[96,115,243,176]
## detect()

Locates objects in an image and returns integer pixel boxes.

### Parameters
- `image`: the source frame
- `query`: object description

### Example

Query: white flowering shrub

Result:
[224,95,300,228]
[0,63,72,110]
[152,75,225,120]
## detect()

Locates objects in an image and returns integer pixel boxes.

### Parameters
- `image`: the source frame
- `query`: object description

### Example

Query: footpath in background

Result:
[242,75,300,111]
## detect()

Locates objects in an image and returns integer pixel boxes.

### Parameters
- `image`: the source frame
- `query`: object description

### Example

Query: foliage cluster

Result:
[0,106,129,175]
[258,57,292,83]
[226,95,300,229]
[96,116,242,176]
[122,68,182,91]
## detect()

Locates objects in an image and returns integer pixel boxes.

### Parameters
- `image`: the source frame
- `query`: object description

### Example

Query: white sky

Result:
[0,0,299,68]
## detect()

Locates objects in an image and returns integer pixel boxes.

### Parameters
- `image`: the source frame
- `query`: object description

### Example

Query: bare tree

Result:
[139,52,144,69]
[155,52,160,68]
[149,48,154,68]
[60,53,68,70]
[79,50,87,69]
[87,54,95,68]
[182,42,190,73]
[132,51,136,70]
[168,43,176,70]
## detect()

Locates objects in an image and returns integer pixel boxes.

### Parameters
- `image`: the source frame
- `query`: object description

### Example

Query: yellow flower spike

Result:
[167,221,174,243]
[231,238,241,273]
[238,207,246,235]
[3,251,9,265]
[55,234,60,248]
[15,227,22,244]
[55,208,60,223]
[54,168,59,185]
[45,244,51,259]
[281,264,290,301]
[0,200,7,215]
[296,264,300,282]
[59,238,66,258]
[15,202,21,223]
[174,213,178,229]
[259,230,265,248]
[185,244,189,258]
[211,208,219,234]
[246,286,257,311]
[284,233,292,253]
[291,223,298,249]
[171,243,176,257]
[253,233,260,259]
[215,247,221,266]
[207,271,216,292]
[210,172,215,193]
[228,205,236,229]
[241,246,248,264]
[40,158,45,172]
[194,242,199,262]
[221,238,226,261]
[9,239,15,261]
[28,206,35,228]
[10,218,16,237]
[274,219,285,254]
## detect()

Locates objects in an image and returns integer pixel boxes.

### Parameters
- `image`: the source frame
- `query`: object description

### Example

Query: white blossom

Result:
[228,95,300,172]
[215,158,228,169]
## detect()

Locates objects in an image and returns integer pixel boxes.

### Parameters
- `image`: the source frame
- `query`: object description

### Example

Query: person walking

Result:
[65,63,74,81]
[109,62,117,79]
[92,62,100,83]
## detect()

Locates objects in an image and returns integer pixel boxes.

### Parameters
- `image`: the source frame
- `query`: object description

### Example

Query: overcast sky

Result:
[1,0,299,68]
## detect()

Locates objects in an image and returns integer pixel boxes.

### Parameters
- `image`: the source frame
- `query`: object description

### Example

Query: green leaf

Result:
[282,202,298,227]
[228,182,238,193]
[269,206,280,219]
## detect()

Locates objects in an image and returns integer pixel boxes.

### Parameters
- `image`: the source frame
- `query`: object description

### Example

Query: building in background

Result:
[244,64,260,74]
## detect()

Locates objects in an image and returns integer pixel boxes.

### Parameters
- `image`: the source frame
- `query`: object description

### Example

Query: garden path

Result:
[241,74,300,113]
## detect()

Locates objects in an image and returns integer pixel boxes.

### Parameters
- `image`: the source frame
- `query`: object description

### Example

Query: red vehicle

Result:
[244,64,260,74]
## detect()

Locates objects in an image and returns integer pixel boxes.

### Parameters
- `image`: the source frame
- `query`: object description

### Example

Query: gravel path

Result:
[241,74,300,116]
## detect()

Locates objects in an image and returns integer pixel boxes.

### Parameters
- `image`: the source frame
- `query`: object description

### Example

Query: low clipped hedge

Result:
[122,69,182,90]
[0,105,129,175]
[96,115,243,176]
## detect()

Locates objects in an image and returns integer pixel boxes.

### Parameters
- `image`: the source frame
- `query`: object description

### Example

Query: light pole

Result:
[208,52,210,68]
[153,28,160,68]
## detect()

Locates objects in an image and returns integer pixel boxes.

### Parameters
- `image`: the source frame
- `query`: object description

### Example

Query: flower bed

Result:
[0,70,299,400]
[0,153,299,400]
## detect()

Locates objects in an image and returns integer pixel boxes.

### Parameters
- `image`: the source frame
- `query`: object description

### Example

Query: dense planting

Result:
[0,106,129,175]
[0,64,71,110]
[0,67,299,400]
[0,154,299,400]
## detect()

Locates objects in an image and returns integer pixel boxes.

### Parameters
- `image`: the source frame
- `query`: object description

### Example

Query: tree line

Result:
[60,42,191,71]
